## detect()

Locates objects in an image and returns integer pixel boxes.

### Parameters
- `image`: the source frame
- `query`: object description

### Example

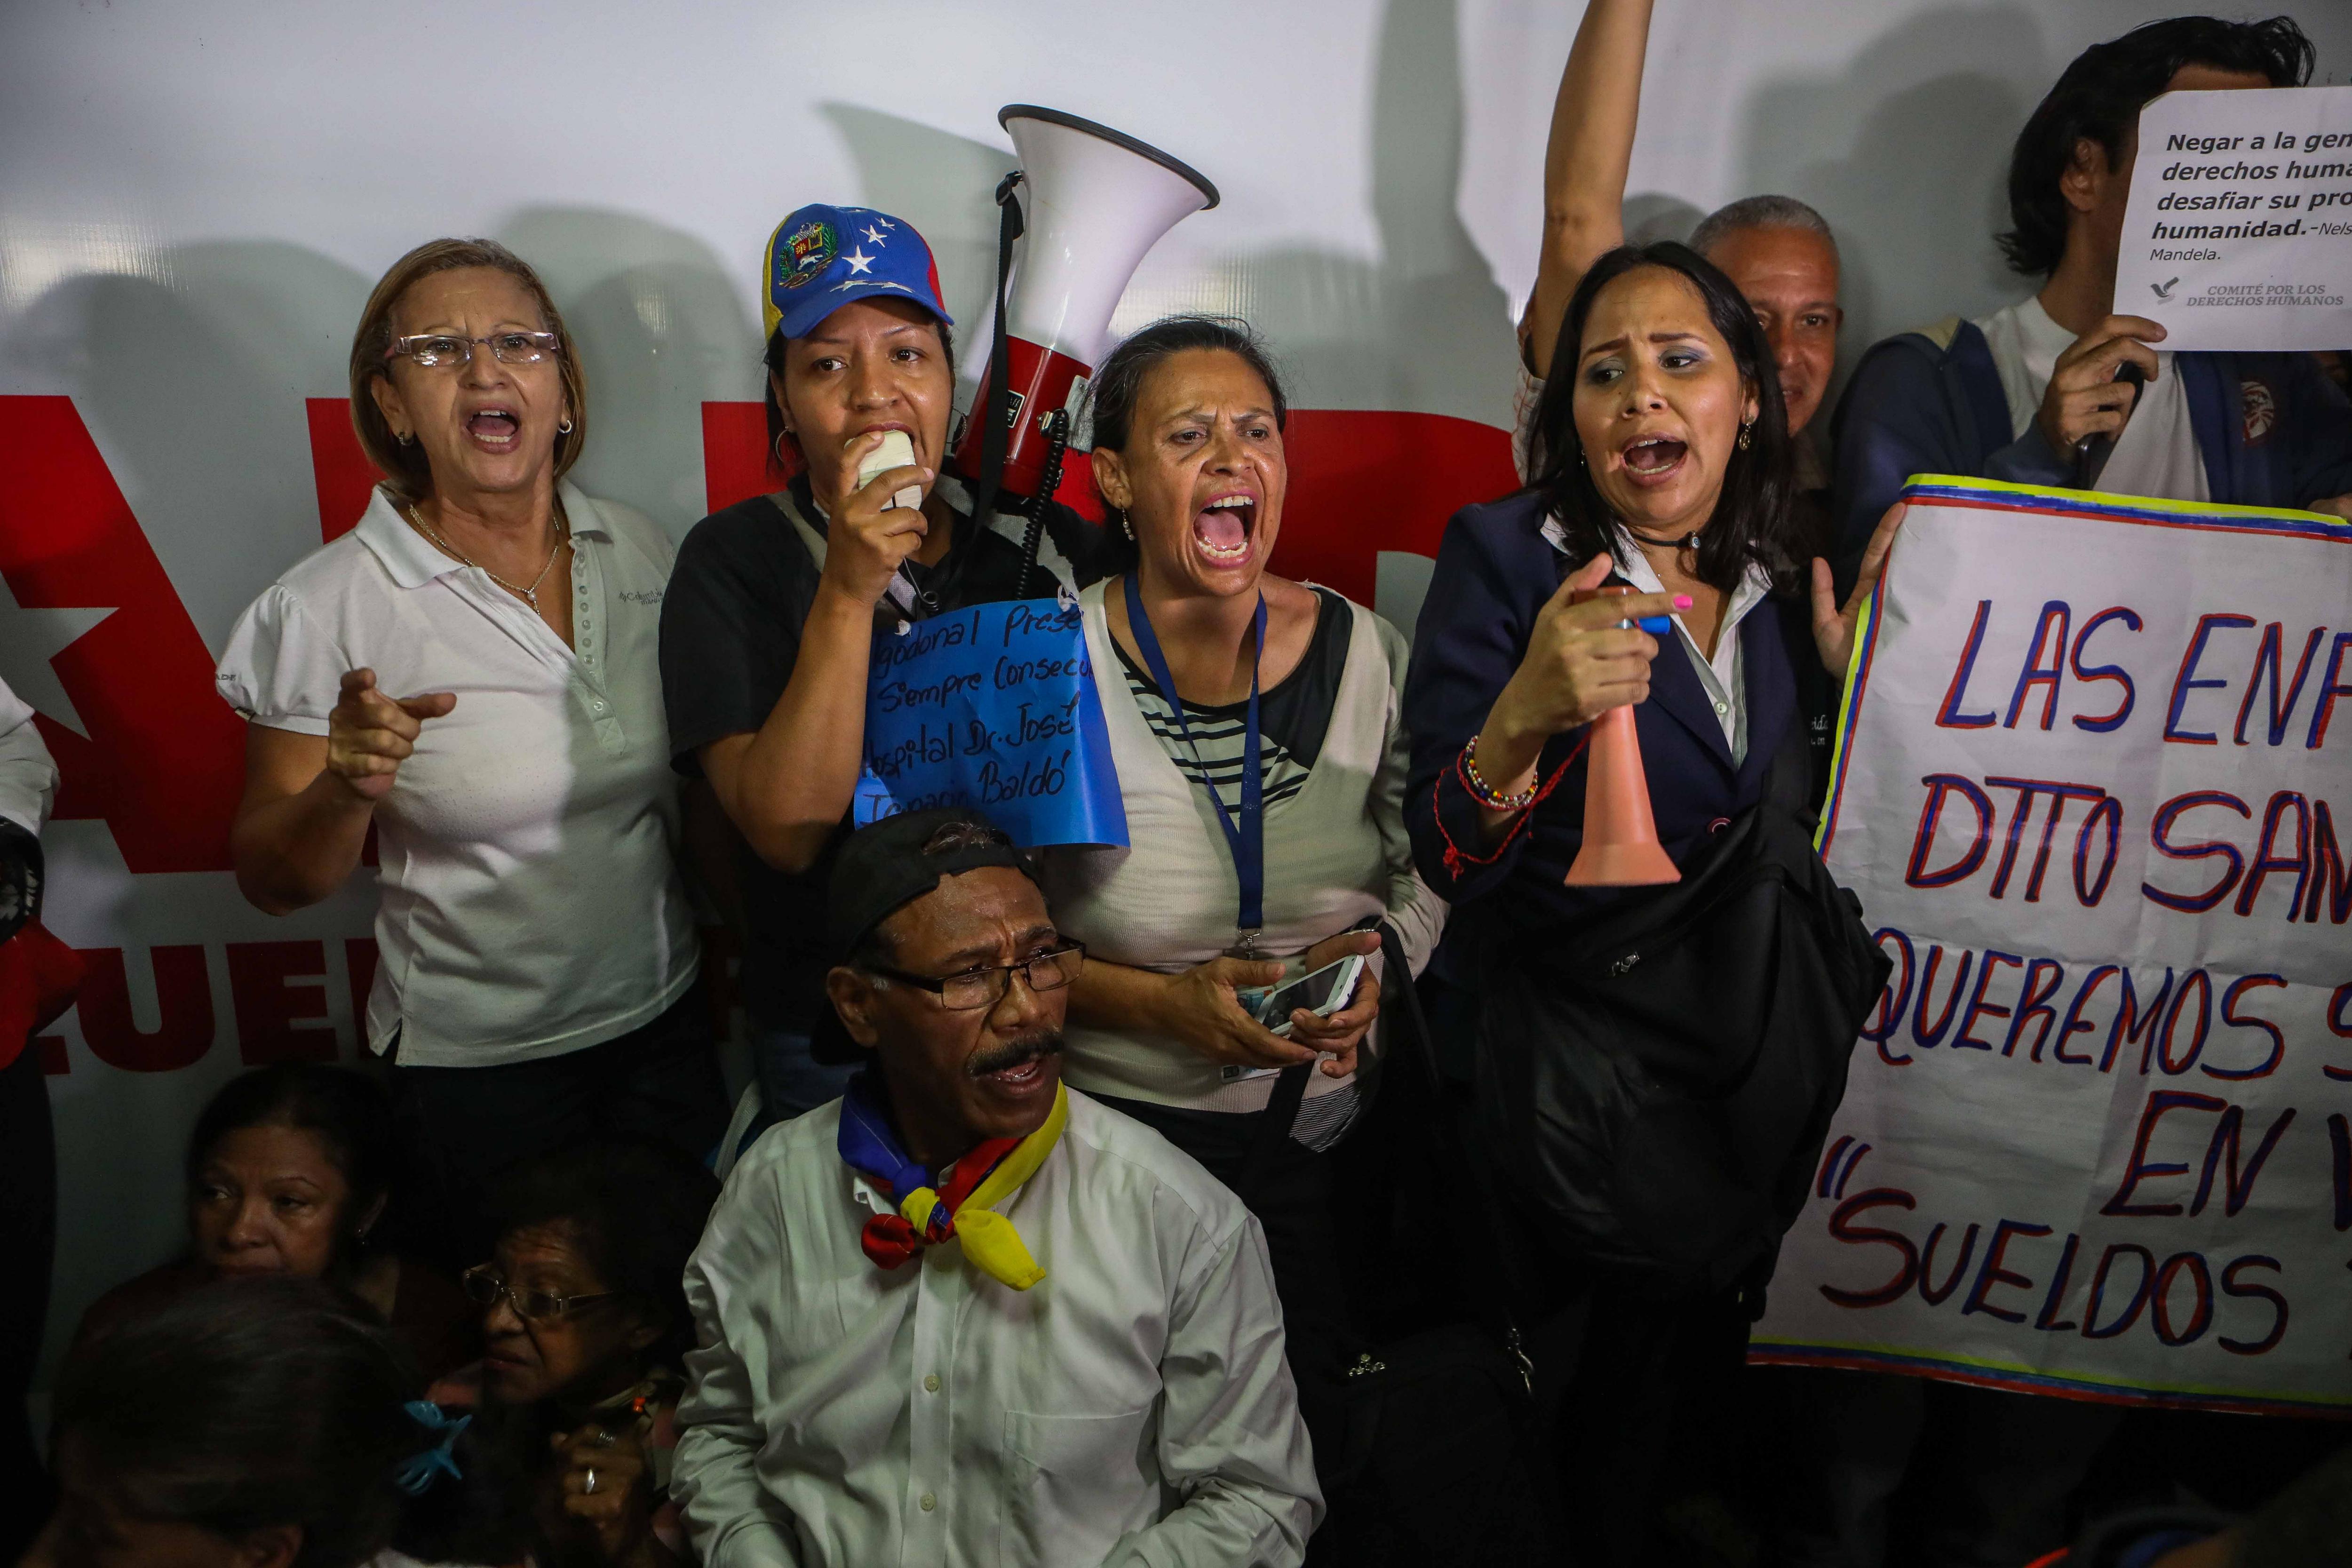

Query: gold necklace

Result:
[404,502,569,609]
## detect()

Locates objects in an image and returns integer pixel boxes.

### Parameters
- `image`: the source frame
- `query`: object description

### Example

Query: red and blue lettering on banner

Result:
[1757,475,2352,1417]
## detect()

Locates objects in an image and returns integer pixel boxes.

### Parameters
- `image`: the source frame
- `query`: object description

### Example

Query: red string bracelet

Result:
[1435,731,1589,880]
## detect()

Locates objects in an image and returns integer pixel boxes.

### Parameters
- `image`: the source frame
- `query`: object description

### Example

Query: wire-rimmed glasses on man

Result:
[863,942,1084,1012]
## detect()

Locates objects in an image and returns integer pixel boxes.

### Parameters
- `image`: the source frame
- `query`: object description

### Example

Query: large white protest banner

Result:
[2116,86,2352,353]
[1752,477,2352,1414]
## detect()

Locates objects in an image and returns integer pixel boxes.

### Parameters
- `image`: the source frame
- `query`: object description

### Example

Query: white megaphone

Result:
[953,106,1219,502]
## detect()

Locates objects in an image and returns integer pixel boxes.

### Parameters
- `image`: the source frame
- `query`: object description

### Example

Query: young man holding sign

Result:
[1831,15,2352,585]
[1788,19,2352,1568]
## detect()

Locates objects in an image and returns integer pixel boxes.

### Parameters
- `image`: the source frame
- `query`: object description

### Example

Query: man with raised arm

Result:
[1831,14,2352,587]
[672,807,1319,1568]
[1524,0,1847,553]
[1789,18,2351,1567]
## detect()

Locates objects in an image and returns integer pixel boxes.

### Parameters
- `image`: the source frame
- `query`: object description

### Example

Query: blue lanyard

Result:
[1122,573,1265,943]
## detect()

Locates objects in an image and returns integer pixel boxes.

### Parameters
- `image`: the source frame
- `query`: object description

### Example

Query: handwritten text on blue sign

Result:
[857,599,1128,847]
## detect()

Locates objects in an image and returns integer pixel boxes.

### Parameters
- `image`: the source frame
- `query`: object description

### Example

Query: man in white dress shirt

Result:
[673,807,1320,1568]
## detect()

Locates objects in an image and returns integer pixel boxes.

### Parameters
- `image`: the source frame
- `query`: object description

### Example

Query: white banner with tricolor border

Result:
[1750,476,2352,1414]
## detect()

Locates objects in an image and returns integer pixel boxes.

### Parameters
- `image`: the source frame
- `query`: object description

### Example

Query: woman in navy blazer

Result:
[1406,242,1895,973]
[1401,241,1898,1567]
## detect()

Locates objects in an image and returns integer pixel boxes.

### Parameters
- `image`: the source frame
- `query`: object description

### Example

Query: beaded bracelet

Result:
[1459,732,1541,812]
[1435,730,1589,879]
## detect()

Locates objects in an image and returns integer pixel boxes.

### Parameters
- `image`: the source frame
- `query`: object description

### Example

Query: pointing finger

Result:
[397,692,457,721]
[1561,588,1685,631]
[350,680,418,722]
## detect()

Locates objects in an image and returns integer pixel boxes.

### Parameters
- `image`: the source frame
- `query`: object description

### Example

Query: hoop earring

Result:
[1737,422,1753,452]
[772,431,795,467]
[557,417,574,436]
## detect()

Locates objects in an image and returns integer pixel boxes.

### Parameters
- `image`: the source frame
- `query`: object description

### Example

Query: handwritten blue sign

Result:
[854,598,1128,847]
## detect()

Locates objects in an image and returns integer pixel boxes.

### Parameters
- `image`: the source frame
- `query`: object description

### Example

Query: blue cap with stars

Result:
[761,203,953,342]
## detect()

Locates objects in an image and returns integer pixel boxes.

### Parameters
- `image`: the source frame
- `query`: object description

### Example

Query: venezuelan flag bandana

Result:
[837,1070,1067,1291]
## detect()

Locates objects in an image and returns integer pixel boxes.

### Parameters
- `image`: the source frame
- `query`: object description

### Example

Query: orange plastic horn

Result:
[1564,586,1682,888]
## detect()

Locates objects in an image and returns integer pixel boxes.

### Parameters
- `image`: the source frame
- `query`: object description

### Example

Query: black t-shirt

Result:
[660,478,1085,1031]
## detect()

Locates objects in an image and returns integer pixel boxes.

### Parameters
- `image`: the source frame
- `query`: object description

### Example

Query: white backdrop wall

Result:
[4,0,2348,1395]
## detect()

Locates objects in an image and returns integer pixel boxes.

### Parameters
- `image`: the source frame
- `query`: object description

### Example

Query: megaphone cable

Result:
[1014,410,1072,601]
[928,173,1026,617]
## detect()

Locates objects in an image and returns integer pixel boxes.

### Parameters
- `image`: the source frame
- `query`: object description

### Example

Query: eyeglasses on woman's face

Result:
[462,1263,621,1321]
[386,330,561,369]
[865,941,1084,1012]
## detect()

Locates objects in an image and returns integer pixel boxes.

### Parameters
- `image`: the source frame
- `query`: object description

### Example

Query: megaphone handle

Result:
[963,175,1027,546]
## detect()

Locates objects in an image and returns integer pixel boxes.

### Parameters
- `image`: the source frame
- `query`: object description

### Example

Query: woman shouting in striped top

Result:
[1035,315,1445,1529]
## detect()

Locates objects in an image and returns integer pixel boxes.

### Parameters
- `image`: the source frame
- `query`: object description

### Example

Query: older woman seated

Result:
[1038,315,1446,1500]
[74,1063,475,1381]
[426,1143,719,1568]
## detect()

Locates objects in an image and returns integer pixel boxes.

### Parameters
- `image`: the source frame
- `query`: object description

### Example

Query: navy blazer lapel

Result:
[1642,616,1737,773]
[1592,568,1734,772]
[1734,600,1800,795]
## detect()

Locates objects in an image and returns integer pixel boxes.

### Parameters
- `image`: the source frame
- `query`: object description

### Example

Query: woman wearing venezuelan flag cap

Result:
[660,205,1097,1128]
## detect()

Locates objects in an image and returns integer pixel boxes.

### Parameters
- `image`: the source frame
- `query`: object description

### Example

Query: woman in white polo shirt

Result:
[217,238,720,1264]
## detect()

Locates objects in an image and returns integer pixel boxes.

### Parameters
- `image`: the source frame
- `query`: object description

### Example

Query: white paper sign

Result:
[1752,477,2352,1415]
[2115,86,2352,352]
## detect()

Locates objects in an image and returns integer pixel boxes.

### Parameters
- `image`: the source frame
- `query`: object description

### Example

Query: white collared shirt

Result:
[1541,518,1773,764]
[0,678,57,836]
[215,482,698,1066]
[674,1090,1321,1568]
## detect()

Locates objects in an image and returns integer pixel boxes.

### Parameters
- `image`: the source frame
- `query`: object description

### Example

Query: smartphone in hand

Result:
[1250,952,1367,1039]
